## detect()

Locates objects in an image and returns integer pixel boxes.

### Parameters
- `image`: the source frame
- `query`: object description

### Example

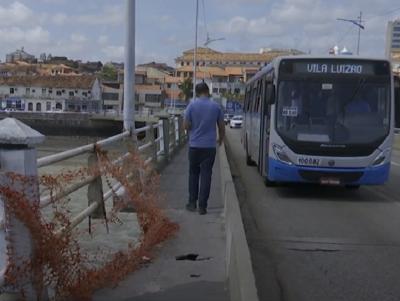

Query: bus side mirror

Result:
[267,85,276,105]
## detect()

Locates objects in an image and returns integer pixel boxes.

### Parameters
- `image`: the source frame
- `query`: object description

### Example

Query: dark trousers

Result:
[188,147,216,209]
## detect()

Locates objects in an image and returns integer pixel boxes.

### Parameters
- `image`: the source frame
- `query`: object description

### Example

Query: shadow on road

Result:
[272,183,382,202]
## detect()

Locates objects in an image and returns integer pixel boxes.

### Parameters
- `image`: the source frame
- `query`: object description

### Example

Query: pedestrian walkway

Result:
[93,145,229,301]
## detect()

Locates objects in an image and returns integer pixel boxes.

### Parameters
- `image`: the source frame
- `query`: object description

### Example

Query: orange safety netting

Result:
[0,146,178,300]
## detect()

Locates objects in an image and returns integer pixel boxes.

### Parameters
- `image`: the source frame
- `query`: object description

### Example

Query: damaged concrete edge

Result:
[219,143,259,301]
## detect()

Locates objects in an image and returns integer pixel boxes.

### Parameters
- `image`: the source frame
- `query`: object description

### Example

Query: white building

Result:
[0,75,101,112]
[102,82,122,113]
[386,19,400,66]
[6,47,36,64]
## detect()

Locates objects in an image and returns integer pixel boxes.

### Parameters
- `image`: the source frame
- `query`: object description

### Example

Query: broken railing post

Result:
[87,151,107,234]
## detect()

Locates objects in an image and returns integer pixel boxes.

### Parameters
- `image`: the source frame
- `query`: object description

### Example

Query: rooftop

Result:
[176,47,303,63]
[164,76,182,84]
[137,61,175,73]
[0,75,97,89]
[136,84,163,93]
[176,65,259,77]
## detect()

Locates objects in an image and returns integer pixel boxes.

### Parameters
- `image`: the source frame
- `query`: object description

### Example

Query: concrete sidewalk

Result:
[93,145,229,301]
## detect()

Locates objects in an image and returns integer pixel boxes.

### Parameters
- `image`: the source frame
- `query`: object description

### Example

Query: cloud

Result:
[102,46,124,60]
[215,16,283,36]
[216,0,264,3]
[160,15,173,23]
[98,35,109,45]
[75,5,124,26]
[0,26,50,44]
[0,0,397,65]
[38,0,66,3]
[210,0,395,56]
[70,33,87,43]
[52,13,68,25]
[0,1,34,26]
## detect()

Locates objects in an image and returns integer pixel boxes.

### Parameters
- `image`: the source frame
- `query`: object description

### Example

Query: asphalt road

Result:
[225,128,400,301]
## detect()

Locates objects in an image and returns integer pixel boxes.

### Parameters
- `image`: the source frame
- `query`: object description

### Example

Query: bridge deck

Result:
[93,145,229,301]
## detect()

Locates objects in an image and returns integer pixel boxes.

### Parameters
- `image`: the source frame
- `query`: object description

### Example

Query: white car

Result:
[229,115,243,128]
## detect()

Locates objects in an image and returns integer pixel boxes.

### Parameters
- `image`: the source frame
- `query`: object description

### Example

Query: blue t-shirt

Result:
[184,97,223,148]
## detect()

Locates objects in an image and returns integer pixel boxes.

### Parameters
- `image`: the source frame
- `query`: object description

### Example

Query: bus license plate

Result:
[298,157,320,167]
[320,178,341,186]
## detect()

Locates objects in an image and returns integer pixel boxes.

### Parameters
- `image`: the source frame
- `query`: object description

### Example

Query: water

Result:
[37,136,142,268]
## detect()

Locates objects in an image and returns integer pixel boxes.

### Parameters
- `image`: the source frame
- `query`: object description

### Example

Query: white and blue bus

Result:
[243,56,394,188]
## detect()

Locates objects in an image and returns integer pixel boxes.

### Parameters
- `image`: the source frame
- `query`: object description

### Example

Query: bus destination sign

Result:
[291,61,376,75]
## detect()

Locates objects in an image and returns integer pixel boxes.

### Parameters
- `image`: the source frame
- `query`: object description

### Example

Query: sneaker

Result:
[186,203,197,212]
[198,207,207,215]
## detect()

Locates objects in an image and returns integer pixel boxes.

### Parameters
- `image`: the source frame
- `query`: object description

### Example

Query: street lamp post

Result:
[192,0,199,99]
[123,0,135,132]
[337,11,364,55]
[203,33,225,96]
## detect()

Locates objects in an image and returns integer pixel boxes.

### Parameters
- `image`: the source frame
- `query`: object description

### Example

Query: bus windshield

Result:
[276,79,391,145]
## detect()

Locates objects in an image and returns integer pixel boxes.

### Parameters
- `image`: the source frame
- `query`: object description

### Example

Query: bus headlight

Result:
[273,144,293,165]
[372,149,390,166]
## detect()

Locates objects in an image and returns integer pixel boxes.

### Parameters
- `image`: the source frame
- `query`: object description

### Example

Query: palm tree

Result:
[179,77,193,102]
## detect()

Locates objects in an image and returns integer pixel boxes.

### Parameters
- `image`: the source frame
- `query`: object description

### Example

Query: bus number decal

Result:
[298,157,321,167]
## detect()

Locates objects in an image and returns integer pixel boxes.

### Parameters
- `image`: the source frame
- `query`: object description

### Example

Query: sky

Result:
[0,0,399,66]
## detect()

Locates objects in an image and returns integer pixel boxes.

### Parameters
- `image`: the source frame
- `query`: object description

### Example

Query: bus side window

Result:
[254,81,260,112]
[248,86,253,112]
[257,79,264,112]
[245,86,251,112]
[251,84,257,112]
[244,88,249,112]
[259,78,266,113]
[265,82,275,105]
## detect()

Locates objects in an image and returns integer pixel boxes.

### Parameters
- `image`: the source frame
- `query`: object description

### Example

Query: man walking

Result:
[184,82,225,215]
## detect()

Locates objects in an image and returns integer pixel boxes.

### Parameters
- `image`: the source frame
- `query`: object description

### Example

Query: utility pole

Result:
[123,0,135,132]
[192,0,199,100]
[357,11,363,55]
[337,12,364,55]
[203,33,225,96]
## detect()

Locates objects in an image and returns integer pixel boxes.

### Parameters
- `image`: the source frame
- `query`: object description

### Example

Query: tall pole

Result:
[337,13,364,55]
[192,0,199,100]
[124,0,135,132]
[357,11,362,55]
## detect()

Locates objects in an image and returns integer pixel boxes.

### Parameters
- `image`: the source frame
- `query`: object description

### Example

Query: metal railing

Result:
[38,116,185,233]
[0,115,186,295]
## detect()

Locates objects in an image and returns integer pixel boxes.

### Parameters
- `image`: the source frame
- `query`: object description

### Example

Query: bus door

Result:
[252,80,262,165]
[258,78,267,175]
[395,75,400,129]
[244,86,252,150]
[260,80,274,177]
[248,83,257,158]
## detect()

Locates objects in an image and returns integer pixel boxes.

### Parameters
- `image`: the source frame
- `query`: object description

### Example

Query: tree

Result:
[179,77,193,102]
[222,91,244,104]
[101,63,118,81]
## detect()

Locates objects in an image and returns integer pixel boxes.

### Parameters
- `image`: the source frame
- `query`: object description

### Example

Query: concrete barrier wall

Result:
[219,144,259,301]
